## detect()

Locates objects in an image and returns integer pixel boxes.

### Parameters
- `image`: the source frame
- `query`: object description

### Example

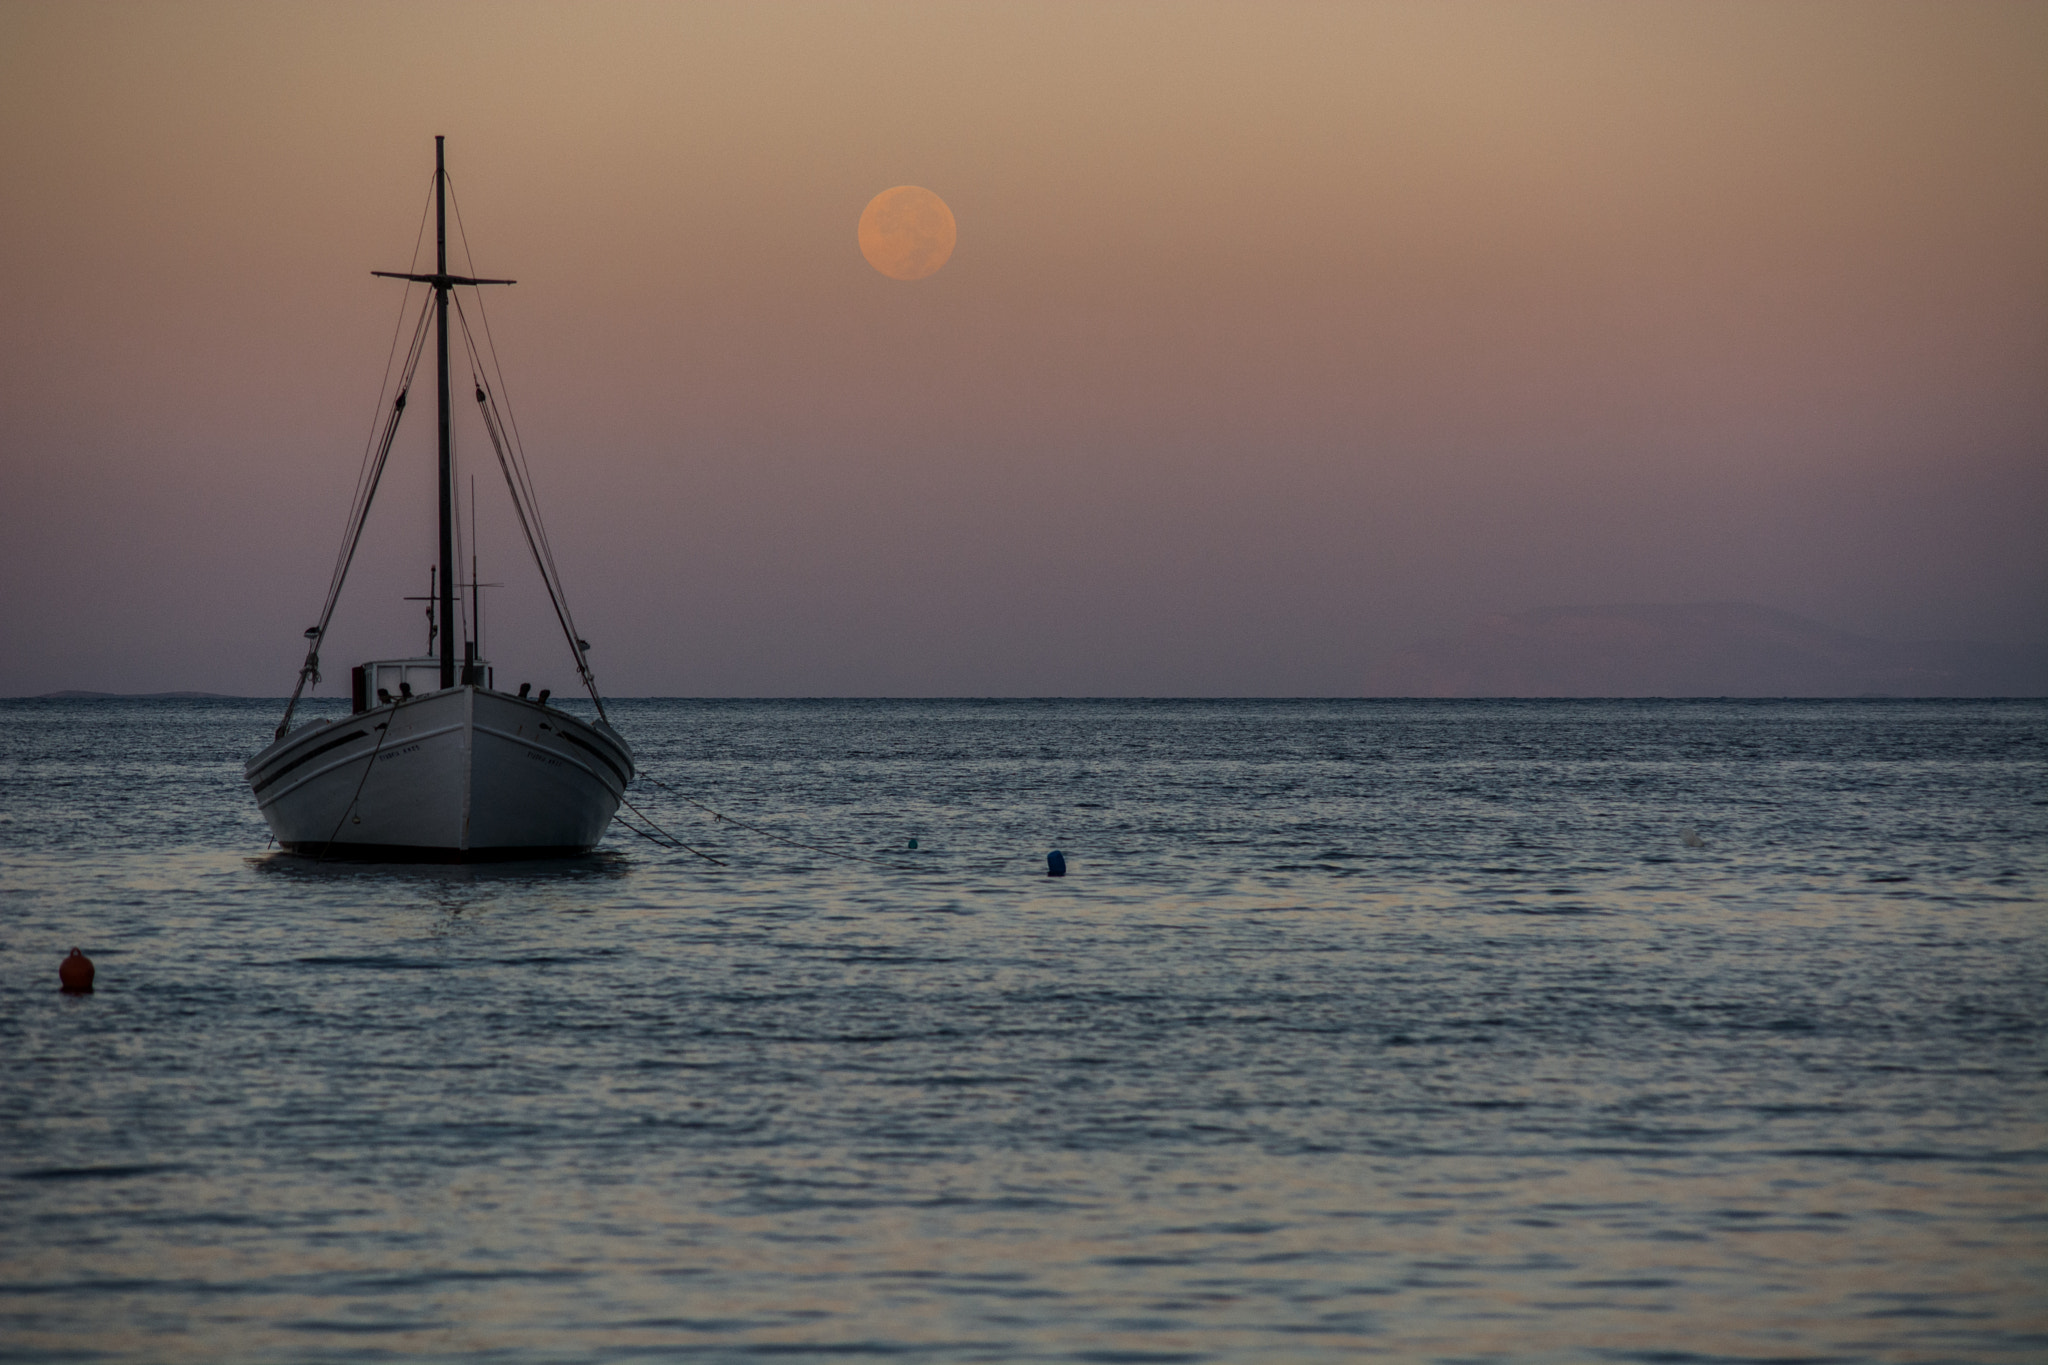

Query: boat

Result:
[245,137,633,861]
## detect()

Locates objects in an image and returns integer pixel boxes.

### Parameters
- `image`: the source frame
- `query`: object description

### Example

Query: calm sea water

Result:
[2,698,2044,1364]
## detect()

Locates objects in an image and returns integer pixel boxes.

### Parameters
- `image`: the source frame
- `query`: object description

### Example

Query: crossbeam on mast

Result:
[372,270,517,287]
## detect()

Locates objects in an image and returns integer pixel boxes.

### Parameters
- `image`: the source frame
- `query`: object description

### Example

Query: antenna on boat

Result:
[461,477,501,685]
[371,135,512,690]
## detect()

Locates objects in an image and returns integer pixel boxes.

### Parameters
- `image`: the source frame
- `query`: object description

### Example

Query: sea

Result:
[1,697,2043,1364]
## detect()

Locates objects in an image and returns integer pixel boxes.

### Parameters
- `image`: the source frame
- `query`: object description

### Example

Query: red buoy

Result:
[58,948,94,995]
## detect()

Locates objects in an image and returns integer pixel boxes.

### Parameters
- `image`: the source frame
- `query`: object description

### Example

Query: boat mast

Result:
[434,136,456,690]
[370,139,513,689]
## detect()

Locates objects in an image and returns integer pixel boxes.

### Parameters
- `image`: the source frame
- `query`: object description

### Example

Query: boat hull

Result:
[245,686,632,861]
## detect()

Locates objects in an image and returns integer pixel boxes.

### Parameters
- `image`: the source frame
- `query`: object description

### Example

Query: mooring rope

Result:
[614,790,727,866]
[632,772,908,869]
[315,694,407,861]
[613,814,690,853]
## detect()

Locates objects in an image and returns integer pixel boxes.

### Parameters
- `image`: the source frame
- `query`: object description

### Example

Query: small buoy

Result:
[1046,849,1066,877]
[1681,828,1705,849]
[907,837,919,850]
[58,948,94,995]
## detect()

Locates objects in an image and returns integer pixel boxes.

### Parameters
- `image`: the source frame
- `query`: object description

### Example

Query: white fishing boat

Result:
[247,137,632,861]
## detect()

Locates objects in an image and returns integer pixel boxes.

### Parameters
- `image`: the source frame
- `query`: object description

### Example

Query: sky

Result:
[1,0,2043,696]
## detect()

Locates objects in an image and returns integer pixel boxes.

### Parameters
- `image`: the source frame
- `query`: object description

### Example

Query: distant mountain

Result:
[23,690,243,700]
[1360,603,2046,698]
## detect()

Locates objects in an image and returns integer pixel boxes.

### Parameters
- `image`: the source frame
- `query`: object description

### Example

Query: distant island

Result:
[1360,603,2046,698]
[24,690,245,700]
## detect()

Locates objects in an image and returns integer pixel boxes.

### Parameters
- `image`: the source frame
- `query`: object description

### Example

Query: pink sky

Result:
[2,1,2042,695]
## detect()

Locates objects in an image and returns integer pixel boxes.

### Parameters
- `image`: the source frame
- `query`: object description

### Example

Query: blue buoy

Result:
[907,837,919,850]
[1046,849,1066,877]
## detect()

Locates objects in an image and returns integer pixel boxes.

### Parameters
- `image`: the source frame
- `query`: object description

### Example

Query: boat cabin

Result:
[351,657,492,712]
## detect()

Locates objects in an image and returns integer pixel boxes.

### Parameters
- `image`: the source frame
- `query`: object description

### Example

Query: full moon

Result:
[858,186,957,281]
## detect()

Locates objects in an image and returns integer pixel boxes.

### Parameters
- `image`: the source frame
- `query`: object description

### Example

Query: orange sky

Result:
[2,1,2042,694]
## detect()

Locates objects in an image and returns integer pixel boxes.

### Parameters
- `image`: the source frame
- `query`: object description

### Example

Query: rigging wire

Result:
[455,290,572,649]
[314,173,437,672]
[321,296,435,625]
[274,294,437,739]
[336,175,436,573]
[446,177,544,554]
[453,297,608,722]
[444,179,605,715]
